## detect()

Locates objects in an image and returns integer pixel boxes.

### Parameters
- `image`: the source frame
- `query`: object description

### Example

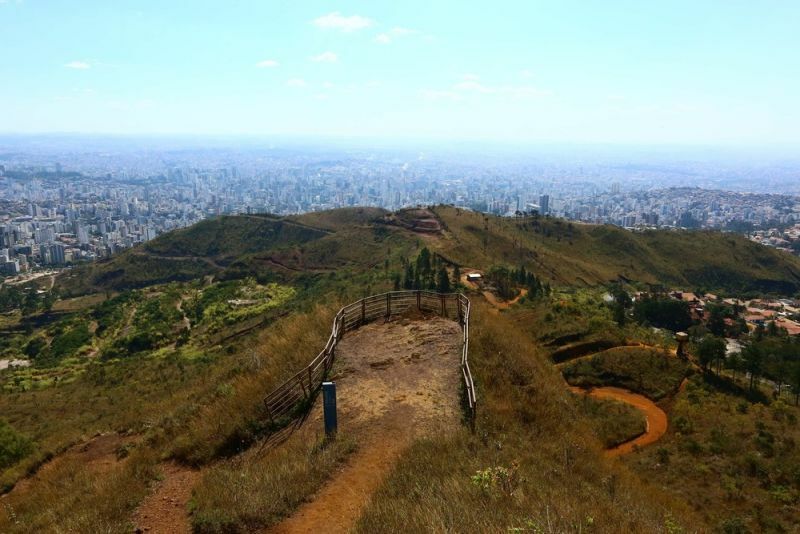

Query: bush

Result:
[0,420,33,470]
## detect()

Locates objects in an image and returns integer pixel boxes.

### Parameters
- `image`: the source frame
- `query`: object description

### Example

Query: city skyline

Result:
[3,1,800,146]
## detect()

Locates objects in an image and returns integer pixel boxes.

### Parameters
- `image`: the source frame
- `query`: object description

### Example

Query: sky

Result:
[2,1,800,146]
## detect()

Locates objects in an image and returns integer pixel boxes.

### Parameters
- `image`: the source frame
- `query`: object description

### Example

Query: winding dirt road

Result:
[569,386,668,457]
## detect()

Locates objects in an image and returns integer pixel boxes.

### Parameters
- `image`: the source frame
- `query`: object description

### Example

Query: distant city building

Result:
[539,194,550,215]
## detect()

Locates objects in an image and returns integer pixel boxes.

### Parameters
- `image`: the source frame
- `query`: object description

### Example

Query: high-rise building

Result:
[539,194,550,215]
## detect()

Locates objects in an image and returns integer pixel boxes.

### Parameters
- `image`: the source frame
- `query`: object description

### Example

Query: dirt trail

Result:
[4,433,133,498]
[569,386,668,457]
[483,288,528,311]
[268,315,463,533]
[133,463,201,534]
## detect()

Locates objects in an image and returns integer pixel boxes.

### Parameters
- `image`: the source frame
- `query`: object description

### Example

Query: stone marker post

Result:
[322,381,337,437]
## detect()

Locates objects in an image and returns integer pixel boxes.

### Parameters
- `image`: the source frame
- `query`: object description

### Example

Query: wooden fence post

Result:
[361,299,366,324]
[386,292,391,318]
[416,290,421,311]
[440,293,446,317]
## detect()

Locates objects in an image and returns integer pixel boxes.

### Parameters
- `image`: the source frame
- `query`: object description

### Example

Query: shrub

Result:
[0,420,33,470]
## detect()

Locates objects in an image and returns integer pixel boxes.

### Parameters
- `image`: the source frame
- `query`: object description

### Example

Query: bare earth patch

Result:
[269,315,463,533]
[133,463,201,534]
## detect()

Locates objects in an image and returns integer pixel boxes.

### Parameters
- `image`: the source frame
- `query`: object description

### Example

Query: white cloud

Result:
[461,73,480,81]
[453,80,493,93]
[64,61,91,70]
[286,78,307,88]
[312,12,374,32]
[421,89,462,102]
[255,59,279,68]
[374,27,416,44]
[502,86,552,98]
[450,77,552,98]
[322,81,335,89]
[310,51,338,63]
[519,69,534,79]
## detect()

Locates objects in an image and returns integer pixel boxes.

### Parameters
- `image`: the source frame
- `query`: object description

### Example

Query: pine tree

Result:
[438,266,451,293]
[403,264,414,290]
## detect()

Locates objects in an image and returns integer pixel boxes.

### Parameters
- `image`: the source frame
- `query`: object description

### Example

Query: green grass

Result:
[5,206,800,532]
[561,346,690,400]
[575,394,647,448]
[169,302,339,465]
[191,435,356,532]
[431,206,800,296]
[628,376,800,533]
[0,446,159,533]
[58,206,800,299]
[354,301,701,532]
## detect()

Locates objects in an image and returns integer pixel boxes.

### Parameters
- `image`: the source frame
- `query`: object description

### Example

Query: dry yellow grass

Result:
[355,301,702,532]
[169,302,341,465]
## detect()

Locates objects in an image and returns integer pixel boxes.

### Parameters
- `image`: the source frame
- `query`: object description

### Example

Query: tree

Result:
[726,352,744,382]
[611,285,632,308]
[437,266,451,293]
[392,273,401,291]
[633,297,693,332]
[416,247,431,278]
[706,305,727,337]
[695,336,726,372]
[403,264,414,290]
[742,344,764,390]
[612,303,626,326]
[790,362,800,406]
[452,265,461,288]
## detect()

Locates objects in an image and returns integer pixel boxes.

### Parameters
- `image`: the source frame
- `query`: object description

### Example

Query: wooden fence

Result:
[263,290,476,430]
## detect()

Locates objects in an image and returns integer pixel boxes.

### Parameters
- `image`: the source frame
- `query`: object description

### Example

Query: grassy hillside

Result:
[431,206,800,295]
[58,209,414,296]
[5,206,800,532]
[57,205,800,298]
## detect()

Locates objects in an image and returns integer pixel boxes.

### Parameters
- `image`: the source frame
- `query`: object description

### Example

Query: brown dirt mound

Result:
[268,315,463,533]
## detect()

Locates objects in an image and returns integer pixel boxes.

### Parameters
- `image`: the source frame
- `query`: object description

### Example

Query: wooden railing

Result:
[262,290,476,430]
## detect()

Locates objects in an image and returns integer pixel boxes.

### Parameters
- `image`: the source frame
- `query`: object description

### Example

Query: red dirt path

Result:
[569,386,668,457]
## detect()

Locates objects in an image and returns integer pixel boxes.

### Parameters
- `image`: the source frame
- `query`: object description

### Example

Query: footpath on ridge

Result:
[268,314,463,533]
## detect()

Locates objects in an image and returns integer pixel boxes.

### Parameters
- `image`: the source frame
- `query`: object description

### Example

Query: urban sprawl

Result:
[1,154,799,278]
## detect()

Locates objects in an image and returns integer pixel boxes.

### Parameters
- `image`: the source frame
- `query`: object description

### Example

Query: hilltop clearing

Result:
[191,314,463,533]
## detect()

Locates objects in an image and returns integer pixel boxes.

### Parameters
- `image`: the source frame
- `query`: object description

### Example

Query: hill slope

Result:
[59,206,800,297]
[3,206,800,532]
[431,206,800,294]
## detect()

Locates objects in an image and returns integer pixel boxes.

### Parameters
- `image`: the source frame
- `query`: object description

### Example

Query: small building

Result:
[466,273,482,282]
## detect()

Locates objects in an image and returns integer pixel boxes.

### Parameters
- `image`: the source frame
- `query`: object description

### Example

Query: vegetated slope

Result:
[431,205,800,294]
[57,208,414,295]
[7,204,800,532]
[355,300,701,532]
[59,205,800,297]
